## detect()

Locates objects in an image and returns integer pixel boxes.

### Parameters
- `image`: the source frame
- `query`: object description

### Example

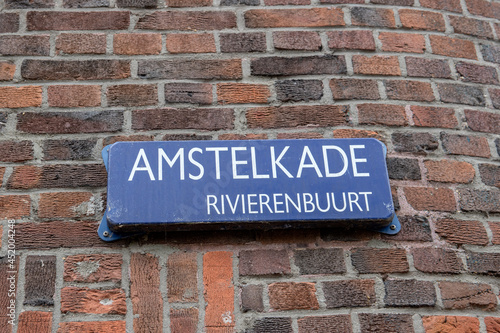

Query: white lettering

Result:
[207,195,219,215]
[323,145,348,177]
[188,148,204,180]
[206,147,228,180]
[271,146,293,178]
[128,148,155,181]
[251,147,269,179]
[231,147,249,179]
[158,148,184,181]
[297,146,323,178]
[350,145,369,177]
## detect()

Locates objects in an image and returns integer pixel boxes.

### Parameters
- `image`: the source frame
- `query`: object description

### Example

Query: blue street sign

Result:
[99,139,400,241]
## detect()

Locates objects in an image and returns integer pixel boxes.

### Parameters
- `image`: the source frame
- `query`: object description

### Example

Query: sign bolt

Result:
[390,224,396,230]
[103,231,110,237]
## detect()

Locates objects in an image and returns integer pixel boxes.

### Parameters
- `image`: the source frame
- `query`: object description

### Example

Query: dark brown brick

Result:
[387,157,421,180]
[352,55,401,76]
[107,84,157,107]
[358,314,414,333]
[264,0,305,4]
[382,216,432,242]
[358,104,407,126]
[64,254,122,283]
[43,139,96,161]
[420,0,462,12]
[384,279,435,307]
[247,105,347,129]
[467,251,500,276]
[479,164,500,188]
[404,187,456,212]
[0,13,19,33]
[138,59,241,80]
[441,132,491,158]
[241,285,264,312]
[22,60,130,81]
[491,88,500,109]
[465,109,500,134]
[482,44,500,64]
[164,83,212,104]
[430,35,477,60]
[250,318,293,333]
[424,159,475,183]
[406,57,452,78]
[117,0,156,7]
[269,282,319,311]
[351,248,409,273]
[136,11,236,30]
[220,33,266,53]
[239,249,290,276]
[276,80,323,102]
[457,62,498,85]
[458,189,500,213]
[245,8,344,28]
[323,280,375,308]
[392,132,438,154]
[351,7,396,28]
[411,106,457,128]
[171,308,198,333]
[294,248,345,275]
[399,9,445,31]
[251,55,346,76]
[17,312,52,333]
[438,83,485,106]
[0,141,33,163]
[298,315,352,333]
[27,11,130,31]
[63,0,109,8]
[167,0,211,5]
[167,252,198,303]
[465,0,500,20]
[385,80,434,102]
[327,30,375,51]
[61,287,126,315]
[219,133,268,140]
[371,0,413,4]
[435,219,488,245]
[450,16,494,39]
[440,281,497,310]
[162,134,211,141]
[330,78,379,100]
[24,256,56,306]
[5,0,53,8]
[0,36,50,56]
[18,111,123,134]
[132,108,233,131]
[273,31,321,50]
[412,248,462,274]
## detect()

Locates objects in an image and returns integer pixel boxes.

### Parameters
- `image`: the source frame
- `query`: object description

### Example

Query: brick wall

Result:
[0,0,499,332]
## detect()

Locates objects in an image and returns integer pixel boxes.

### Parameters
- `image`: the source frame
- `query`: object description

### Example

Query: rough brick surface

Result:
[382,215,432,242]
[0,62,16,81]
[166,33,216,54]
[435,219,488,245]
[424,160,475,183]
[276,80,323,102]
[485,318,500,333]
[330,79,379,100]
[430,35,477,60]
[27,11,130,31]
[138,59,241,80]
[43,139,96,161]
[107,84,158,107]
[353,55,401,76]
[351,7,396,28]
[297,315,352,333]
[385,80,434,102]
[220,33,266,53]
[273,31,321,50]
[456,62,498,85]
[64,254,122,283]
[250,317,293,333]
[459,189,500,213]
[167,252,198,303]
[479,164,500,188]
[438,83,485,106]
[171,308,198,333]
[114,33,161,55]
[466,252,500,276]
[358,314,414,333]
[48,85,101,108]
[0,141,33,162]
[245,8,344,28]
[465,110,500,134]
[17,312,52,333]
[406,57,451,78]
[439,281,497,310]
[0,86,42,108]
[423,316,480,333]
[411,106,457,128]
[404,187,456,212]
[241,285,264,312]
[0,35,50,56]
[61,287,126,314]
[412,248,462,274]
[351,248,409,273]
[239,249,290,276]
[251,55,346,76]
[294,248,345,274]
[384,279,436,307]
[136,11,236,30]
[441,132,490,158]
[57,321,126,333]
[399,9,445,31]
[56,33,106,54]
[323,280,375,308]
[24,256,56,306]
[22,60,130,81]
[0,195,31,219]
[164,83,212,104]
[379,32,426,53]
[358,104,407,126]
[39,192,98,218]
[0,13,19,33]
[387,157,421,180]
[217,83,270,104]
[327,30,375,50]
[269,282,319,310]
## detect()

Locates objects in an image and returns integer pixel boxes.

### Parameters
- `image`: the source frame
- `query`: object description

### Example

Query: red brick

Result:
[164,83,212,104]
[247,105,347,129]
[245,8,344,28]
[399,9,445,31]
[130,253,163,333]
[351,7,396,28]
[166,33,216,54]
[491,88,500,109]
[38,192,101,218]
[0,13,19,33]
[61,287,126,314]
[358,104,407,126]
[219,133,268,140]
[404,187,456,212]
[384,279,436,307]
[441,132,491,158]
[411,106,457,128]
[114,33,161,55]
[465,0,500,19]
[327,30,375,50]
[438,83,485,106]
[167,0,210,6]
[138,59,242,80]
[22,60,130,81]
[220,32,266,53]
[351,248,409,273]
[466,251,500,276]
[330,78,379,100]
[359,314,414,333]
[17,312,52,333]
[479,164,500,188]
[412,248,462,274]
[107,84,157,107]
[0,86,42,108]
[323,280,375,308]
[0,141,33,162]
[276,79,323,102]
[251,55,346,76]
[423,316,479,333]
[298,315,352,333]
[56,33,106,54]
[406,57,452,78]
[43,139,96,161]
[385,80,434,101]
[241,285,264,312]
[273,31,321,50]
[491,222,500,244]
[217,83,270,104]
[440,281,497,310]
[379,32,426,53]
[269,282,319,310]
[24,255,56,306]
[167,252,198,303]
[58,321,126,333]
[48,85,101,107]
[0,35,50,56]
[430,35,477,60]
[450,16,494,39]
[204,252,234,330]
[0,62,15,81]
[456,62,498,85]
[465,110,500,135]
[435,218,488,245]
[0,195,31,219]
[239,249,290,276]
[27,11,130,30]
[266,0,309,4]
[333,129,384,141]
[6,0,53,8]
[0,168,5,186]
[171,308,198,333]
[104,135,153,146]
[459,189,500,213]
[485,318,500,333]
[64,254,122,283]
[277,132,323,139]
[352,55,401,76]
[420,0,462,12]
[136,11,236,30]
[424,159,475,183]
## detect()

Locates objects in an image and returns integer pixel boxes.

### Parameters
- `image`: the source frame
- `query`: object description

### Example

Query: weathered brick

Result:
[399,9,445,31]
[379,32,426,53]
[352,55,401,76]
[164,83,212,104]
[423,316,480,333]
[392,132,438,154]
[247,105,348,129]
[277,132,323,139]
[163,134,212,141]
[0,86,42,108]
[22,60,130,81]
[61,287,126,314]
[276,80,323,102]
[482,44,500,64]
[424,159,475,183]
[38,192,100,218]
[136,11,236,30]
[56,33,106,54]
[406,57,452,78]
[351,248,409,273]
[412,248,462,274]
[385,80,434,102]
[63,0,110,8]
[435,218,488,245]
[6,0,53,7]
[204,252,234,330]
[294,248,345,275]
[269,282,319,310]
[0,13,19,33]
[384,279,435,307]
[0,35,50,56]
[465,109,500,134]
[167,33,216,53]
[273,31,321,50]
[104,135,153,146]
[58,321,126,333]
[130,253,162,333]
[457,62,498,85]
[467,251,500,276]
[491,88,500,109]
[358,314,414,333]
[327,30,375,50]
[219,133,268,140]
[411,106,457,128]
[404,187,456,212]
[441,132,490,158]
[450,16,494,39]
[0,62,15,81]
[43,139,96,161]
[459,189,500,213]
[24,256,56,306]
[167,252,198,303]
[387,157,421,180]
[0,141,33,163]
[485,318,500,333]
[382,216,432,242]
[465,0,500,19]
[114,33,162,55]
[440,281,497,310]
[0,195,31,219]
[351,7,396,28]
[371,0,413,4]
[241,285,264,312]
[245,8,344,28]
[48,85,101,107]
[420,0,462,12]
[250,318,293,333]
[491,222,500,244]
[17,312,52,333]
[298,315,352,333]
[239,249,290,276]
[438,83,485,106]
[171,308,198,333]
[479,164,500,188]
[167,0,211,6]
[251,55,346,76]
[217,83,270,104]
[358,104,407,126]
[132,108,233,131]
[323,280,375,308]
[330,79,379,100]
[430,35,477,60]
[220,32,266,53]
[27,11,130,31]
[107,84,157,107]
[0,168,5,185]
[117,0,156,7]
[64,254,122,283]
[138,59,241,80]
[18,111,123,134]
